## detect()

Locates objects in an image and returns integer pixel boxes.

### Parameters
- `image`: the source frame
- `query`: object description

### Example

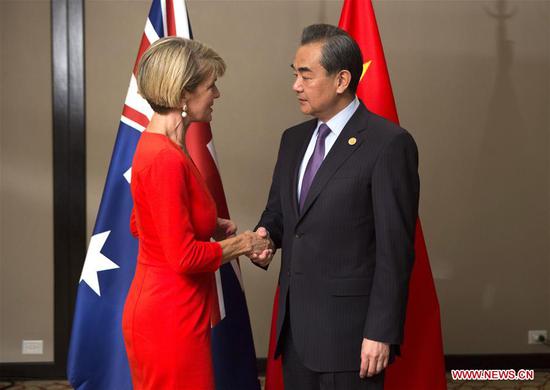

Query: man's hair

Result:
[301,24,363,94]
[137,37,225,114]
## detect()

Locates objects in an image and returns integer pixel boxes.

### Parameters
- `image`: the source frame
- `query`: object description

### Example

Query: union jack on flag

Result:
[67,1,260,388]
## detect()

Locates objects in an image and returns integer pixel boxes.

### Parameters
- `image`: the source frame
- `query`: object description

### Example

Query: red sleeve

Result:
[146,149,222,274]
[130,208,139,238]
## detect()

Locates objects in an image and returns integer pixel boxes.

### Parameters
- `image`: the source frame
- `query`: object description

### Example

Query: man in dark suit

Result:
[251,24,419,390]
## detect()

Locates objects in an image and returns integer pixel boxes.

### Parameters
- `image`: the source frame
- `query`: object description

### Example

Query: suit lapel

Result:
[298,103,371,223]
[289,120,317,218]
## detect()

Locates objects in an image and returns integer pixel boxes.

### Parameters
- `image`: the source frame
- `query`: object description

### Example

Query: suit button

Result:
[286,271,291,277]
[295,232,302,239]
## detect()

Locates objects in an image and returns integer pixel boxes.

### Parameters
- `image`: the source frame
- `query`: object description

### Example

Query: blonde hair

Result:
[136,37,226,114]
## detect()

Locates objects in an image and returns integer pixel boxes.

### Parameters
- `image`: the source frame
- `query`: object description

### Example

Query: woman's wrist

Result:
[219,234,248,263]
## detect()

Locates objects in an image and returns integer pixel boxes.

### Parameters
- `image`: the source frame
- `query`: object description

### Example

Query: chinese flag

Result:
[264,1,447,389]
[338,1,447,388]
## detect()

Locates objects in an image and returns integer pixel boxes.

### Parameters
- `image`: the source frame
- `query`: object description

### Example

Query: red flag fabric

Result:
[338,1,446,388]
[264,1,446,389]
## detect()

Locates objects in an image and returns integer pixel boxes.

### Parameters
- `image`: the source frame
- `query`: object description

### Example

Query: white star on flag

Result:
[124,167,132,183]
[80,231,119,296]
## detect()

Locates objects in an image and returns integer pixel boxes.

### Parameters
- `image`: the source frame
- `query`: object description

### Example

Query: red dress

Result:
[122,131,222,390]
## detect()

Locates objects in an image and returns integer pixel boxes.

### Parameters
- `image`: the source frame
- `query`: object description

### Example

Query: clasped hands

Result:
[214,218,274,266]
[243,227,274,267]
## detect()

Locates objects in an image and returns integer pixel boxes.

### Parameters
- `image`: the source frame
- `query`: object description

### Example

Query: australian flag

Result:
[67,1,260,389]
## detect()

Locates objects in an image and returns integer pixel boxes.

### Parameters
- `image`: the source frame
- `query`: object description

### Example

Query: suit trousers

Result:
[281,312,385,390]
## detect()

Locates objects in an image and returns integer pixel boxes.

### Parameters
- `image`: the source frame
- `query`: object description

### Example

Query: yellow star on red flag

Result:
[360,60,372,81]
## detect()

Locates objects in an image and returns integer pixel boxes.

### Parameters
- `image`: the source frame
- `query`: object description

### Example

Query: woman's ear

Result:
[180,88,191,104]
[179,94,189,117]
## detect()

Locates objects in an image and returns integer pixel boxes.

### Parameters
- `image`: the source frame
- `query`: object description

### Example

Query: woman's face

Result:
[185,73,220,123]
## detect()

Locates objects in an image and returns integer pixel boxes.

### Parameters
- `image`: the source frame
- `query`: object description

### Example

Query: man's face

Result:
[292,42,339,121]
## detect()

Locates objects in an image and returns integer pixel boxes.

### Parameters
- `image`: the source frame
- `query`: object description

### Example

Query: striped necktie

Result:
[299,123,331,211]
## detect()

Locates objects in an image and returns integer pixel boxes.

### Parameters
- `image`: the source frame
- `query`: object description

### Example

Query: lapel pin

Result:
[348,137,357,146]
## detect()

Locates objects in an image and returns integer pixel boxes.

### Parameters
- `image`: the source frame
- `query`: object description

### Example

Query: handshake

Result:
[214,218,275,268]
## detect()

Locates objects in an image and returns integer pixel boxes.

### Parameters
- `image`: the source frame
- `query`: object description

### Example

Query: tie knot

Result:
[318,123,331,141]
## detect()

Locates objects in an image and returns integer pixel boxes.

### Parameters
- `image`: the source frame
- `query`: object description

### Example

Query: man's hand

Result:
[359,338,390,378]
[248,227,275,267]
[213,218,237,241]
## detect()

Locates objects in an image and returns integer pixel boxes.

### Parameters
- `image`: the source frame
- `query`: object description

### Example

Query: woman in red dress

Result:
[122,37,271,390]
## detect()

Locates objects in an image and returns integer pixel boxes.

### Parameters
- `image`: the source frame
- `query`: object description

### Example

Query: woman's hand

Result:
[240,230,272,257]
[213,218,237,241]
[247,227,275,268]
[218,228,272,265]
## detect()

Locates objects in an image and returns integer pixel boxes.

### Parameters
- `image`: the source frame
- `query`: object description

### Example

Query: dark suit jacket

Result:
[257,101,419,372]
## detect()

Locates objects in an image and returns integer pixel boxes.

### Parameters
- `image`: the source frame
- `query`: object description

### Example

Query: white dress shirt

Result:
[297,97,360,200]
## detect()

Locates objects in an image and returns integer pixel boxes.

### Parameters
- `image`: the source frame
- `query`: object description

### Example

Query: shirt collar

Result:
[317,96,359,137]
